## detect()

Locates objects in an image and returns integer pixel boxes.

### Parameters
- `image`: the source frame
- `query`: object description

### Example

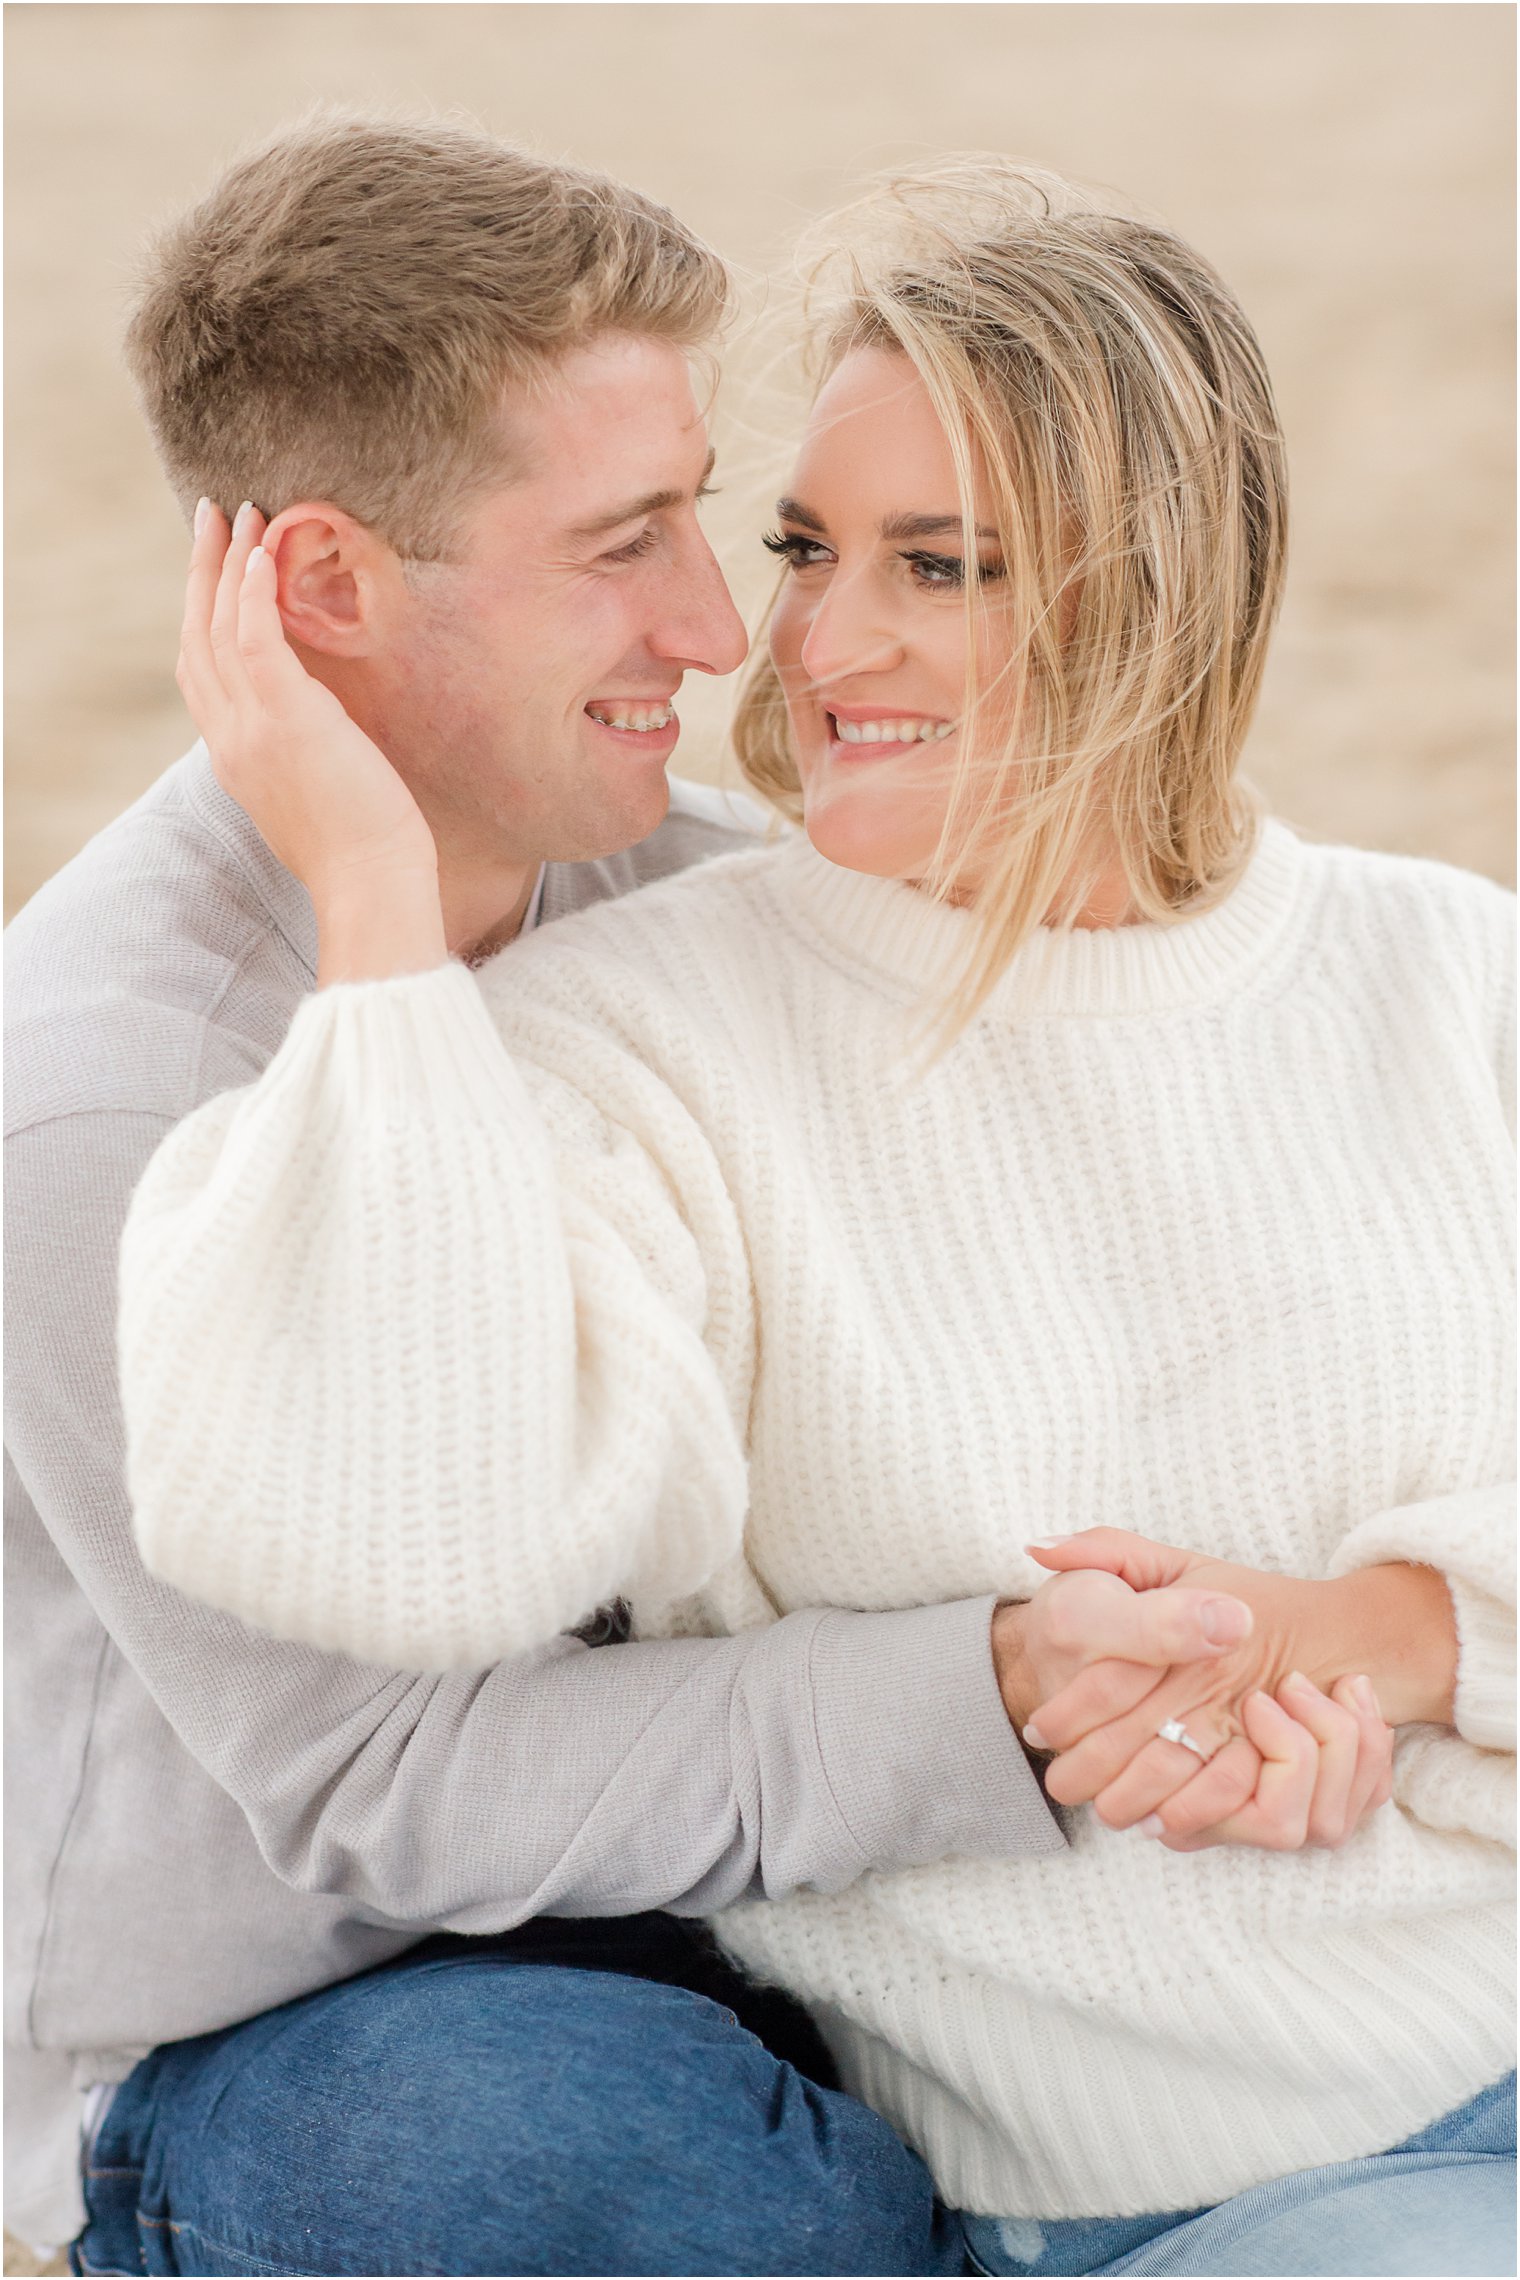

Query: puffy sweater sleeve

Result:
[120,959,756,1670]
[1327,1484,1515,1849]
[1323,870,1518,1852]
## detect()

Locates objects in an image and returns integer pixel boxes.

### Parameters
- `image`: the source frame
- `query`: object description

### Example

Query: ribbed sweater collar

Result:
[776,818,1307,1018]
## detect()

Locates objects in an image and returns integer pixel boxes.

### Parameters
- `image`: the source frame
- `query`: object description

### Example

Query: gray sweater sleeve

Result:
[6,1106,1063,1936]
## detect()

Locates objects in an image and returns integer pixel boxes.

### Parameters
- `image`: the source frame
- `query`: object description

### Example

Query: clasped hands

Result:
[993,1529,1395,1853]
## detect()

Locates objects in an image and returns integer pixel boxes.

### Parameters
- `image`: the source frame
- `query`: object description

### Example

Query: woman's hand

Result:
[1140,1674,1393,1852]
[1022,1529,1400,1849]
[178,501,447,981]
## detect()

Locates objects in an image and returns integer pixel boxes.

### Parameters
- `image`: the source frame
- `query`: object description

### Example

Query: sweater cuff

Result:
[1326,1484,1515,1752]
[1448,1576,1517,1752]
[276,959,527,1124]
[806,1597,1067,1870]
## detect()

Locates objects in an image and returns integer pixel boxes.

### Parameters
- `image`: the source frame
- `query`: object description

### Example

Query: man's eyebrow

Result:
[569,447,718,540]
[774,499,998,544]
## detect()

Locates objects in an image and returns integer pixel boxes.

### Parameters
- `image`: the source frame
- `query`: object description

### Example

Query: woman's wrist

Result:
[1311,1563,1458,1727]
[314,861,449,986]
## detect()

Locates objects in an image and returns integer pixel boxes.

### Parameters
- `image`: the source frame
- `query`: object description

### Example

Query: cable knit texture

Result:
[120,820,1516,2217]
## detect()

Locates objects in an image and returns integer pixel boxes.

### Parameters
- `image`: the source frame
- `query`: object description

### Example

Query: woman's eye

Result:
[761,530,833,571]
[902,551,1008,593]
[902,550,967,590]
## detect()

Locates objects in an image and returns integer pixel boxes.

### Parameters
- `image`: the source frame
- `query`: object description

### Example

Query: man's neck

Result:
[440,863,543,967]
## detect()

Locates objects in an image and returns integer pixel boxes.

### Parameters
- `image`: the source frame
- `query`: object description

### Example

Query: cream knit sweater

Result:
[120,820,1516,2218]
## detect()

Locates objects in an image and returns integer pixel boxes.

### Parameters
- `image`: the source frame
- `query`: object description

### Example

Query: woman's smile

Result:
[824,705,958,753]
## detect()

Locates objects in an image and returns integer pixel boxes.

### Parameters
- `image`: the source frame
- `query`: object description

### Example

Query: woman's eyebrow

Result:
[879,510,1000,542]
[774,496,826,533]
[774,498,998,543]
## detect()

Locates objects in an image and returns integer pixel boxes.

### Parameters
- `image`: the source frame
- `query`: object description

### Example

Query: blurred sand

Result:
[4,2,1514,924]
[0,2247,58,2280]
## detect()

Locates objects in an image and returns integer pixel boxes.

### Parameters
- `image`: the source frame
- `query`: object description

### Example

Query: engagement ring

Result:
[1156,1717,1210,1761]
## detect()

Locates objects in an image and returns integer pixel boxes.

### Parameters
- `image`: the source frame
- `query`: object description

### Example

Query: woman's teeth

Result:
[587,703,675,733]
[831,717,955,744]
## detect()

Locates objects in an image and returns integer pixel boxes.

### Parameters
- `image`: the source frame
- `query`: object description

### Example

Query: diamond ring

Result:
[1157,1717,1210,1761]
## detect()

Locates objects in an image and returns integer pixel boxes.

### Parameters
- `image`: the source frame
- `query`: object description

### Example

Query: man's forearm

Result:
[187,1598,1065,1927]
[21,1542,1066,1925]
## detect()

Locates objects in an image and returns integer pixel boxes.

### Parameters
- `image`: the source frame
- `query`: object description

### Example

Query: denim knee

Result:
[118,1953,956,2276]
[348,1958,951,2276]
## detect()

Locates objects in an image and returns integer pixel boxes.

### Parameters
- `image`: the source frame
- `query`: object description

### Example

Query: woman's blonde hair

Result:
[733,159,1288,1028]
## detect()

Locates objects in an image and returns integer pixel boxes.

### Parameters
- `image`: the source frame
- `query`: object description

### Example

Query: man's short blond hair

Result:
[125,110,730,558]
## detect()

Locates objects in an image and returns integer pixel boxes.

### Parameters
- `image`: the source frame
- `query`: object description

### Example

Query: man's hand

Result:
[990,1566,1253,1738]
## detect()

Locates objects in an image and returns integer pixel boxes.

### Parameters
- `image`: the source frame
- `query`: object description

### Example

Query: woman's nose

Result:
[797,573,902,685]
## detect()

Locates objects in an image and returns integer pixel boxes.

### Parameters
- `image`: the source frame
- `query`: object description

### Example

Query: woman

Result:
[120,162,1513,2271]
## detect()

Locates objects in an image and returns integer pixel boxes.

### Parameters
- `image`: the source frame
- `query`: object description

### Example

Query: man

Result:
[7,114,1269,2275]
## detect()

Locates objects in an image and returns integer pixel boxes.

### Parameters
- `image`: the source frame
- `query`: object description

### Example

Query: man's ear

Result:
[262,505,399,658]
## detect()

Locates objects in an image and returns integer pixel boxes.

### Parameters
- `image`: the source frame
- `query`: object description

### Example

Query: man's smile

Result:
[585,699,679,734]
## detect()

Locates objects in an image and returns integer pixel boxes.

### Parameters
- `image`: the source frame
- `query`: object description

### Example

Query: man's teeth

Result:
[831,717,955,744]
[587,704,675,733]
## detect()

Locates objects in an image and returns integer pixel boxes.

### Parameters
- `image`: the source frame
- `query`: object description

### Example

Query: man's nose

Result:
[653,534,749,677]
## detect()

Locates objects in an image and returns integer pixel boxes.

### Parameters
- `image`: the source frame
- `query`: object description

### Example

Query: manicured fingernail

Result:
[194,496,210,537]
[1282,1669,1312,1694]
[1353,1675,1379,1715]
[1202,1599,1250,1646]
[244,545,267,576]
[1027,1538,1064,1550]
[1022,1720,1047,1751]
[1138,1814,1164,1838]
[234,499,254,531]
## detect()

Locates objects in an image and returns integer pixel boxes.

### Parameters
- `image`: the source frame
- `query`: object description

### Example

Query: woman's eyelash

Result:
[901,550,1007,589]
[762,529,828,565]
[902,549,964,587]
[761,531,1006,590]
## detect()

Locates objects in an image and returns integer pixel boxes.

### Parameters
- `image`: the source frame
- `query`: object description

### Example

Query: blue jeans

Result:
[72,1914,1516,2278]
[961,2073,1516,2278]
[70,1915,965,2276]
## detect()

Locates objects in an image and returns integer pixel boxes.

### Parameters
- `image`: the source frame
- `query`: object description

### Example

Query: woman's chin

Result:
[801,790,937,883]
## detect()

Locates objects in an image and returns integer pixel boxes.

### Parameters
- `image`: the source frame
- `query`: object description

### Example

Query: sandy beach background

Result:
[5,2,1514,929]
[2,4,1513,2269]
